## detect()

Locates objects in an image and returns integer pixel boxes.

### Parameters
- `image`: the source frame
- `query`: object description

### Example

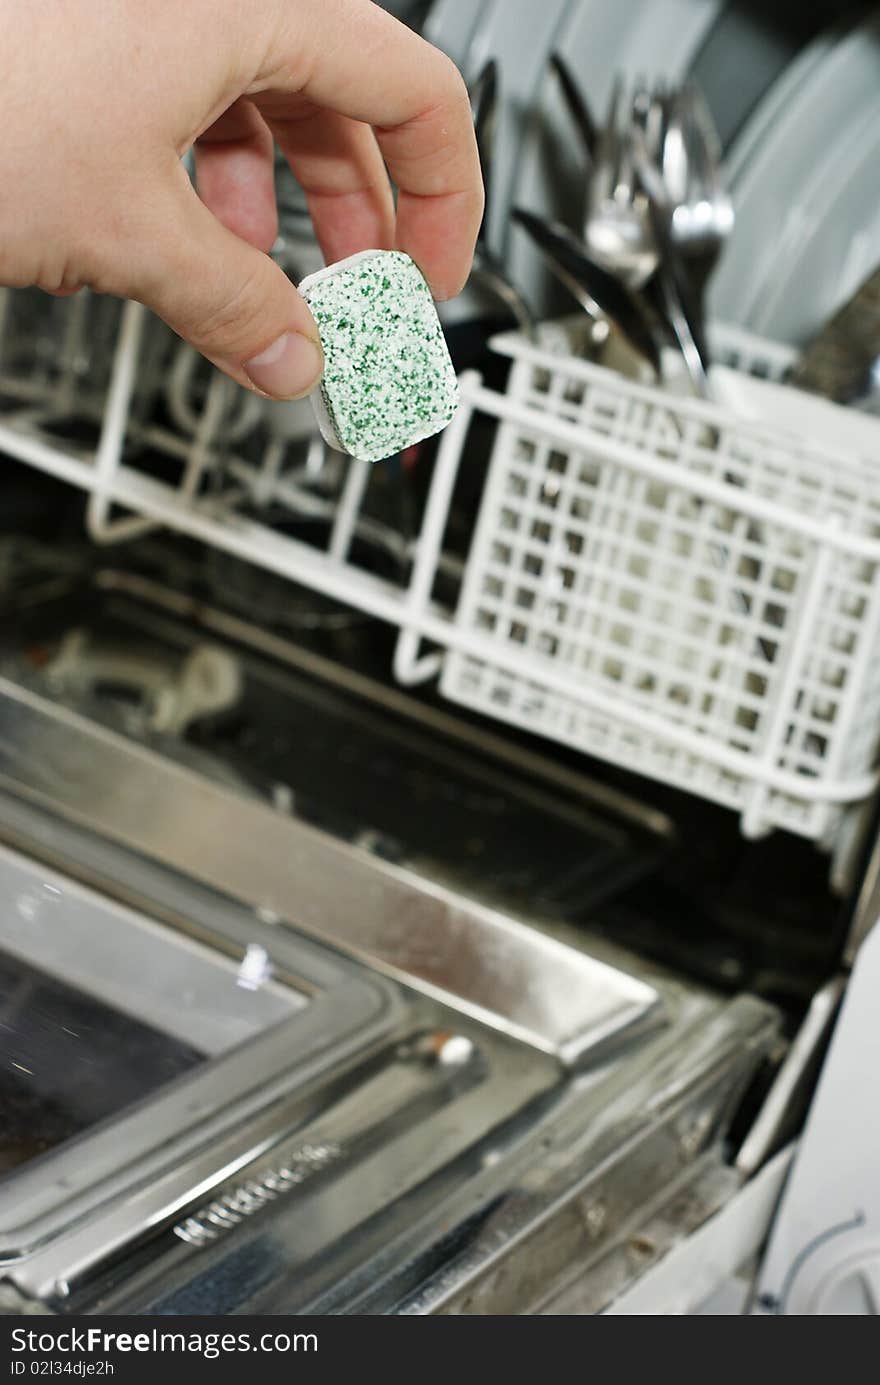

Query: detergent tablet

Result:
[299,250,459,464]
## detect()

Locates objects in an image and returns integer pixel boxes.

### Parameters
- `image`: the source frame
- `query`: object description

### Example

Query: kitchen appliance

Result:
[0,1,878,1316]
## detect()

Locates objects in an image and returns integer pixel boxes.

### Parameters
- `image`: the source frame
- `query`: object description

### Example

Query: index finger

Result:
[257,0,483,299]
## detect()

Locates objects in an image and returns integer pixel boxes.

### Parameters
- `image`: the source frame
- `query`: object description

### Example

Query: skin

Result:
[0,0,483,398]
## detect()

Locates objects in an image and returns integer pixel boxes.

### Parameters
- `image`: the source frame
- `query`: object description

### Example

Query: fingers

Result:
[260,0,483,298]
[194,98,278,252]
[256,98,395,266]
[126,162,322,399]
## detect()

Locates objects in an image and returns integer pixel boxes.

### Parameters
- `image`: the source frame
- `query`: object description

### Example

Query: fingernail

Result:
[244,331,323,399]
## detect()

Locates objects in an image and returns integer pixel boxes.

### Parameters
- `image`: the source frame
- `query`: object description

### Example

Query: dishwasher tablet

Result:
[299,250,459,464]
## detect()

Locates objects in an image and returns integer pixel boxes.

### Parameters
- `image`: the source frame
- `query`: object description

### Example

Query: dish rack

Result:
[441,325,880,850]
[2,291,880,857]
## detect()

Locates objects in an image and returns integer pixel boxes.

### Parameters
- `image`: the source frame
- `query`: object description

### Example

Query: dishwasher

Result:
[0,0,878,1317]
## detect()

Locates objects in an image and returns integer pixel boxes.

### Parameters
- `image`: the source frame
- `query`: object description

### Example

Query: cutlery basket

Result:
[437,323,880,846]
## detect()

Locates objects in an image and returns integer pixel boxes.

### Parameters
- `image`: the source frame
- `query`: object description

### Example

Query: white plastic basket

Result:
[439,323,880,843]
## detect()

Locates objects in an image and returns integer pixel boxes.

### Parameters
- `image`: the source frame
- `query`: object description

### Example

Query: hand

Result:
[0,0,482,398]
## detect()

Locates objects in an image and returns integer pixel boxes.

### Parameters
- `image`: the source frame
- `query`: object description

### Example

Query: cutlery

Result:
[549,51,598,185]
[512,206,662,376]
[584,78,659,292]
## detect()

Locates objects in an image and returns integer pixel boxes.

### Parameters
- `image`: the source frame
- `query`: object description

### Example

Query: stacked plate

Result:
[711,9,880,345]
[423,0,879,344]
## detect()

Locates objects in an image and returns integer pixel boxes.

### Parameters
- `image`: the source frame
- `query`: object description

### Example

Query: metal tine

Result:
[591,75,624,207]
[633,78,666,152]
[629,76,651,134]
[661,88,688,208]
[673,95,699,231]
[629,90,668,211]
[683,81,724,197]
[644,86,667,167]
[628,77,655,189]
[615,83,639,205]
[549,51,597,164]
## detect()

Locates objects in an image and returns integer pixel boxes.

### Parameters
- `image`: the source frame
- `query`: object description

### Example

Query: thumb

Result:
[126,172,324,400]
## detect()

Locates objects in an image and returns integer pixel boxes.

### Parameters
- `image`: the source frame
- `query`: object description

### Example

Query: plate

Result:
[722,21,839,187]
[710,10,880,340]
[748,104,880,344]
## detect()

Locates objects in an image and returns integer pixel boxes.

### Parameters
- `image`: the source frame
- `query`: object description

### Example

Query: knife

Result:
[512,207,663,376]
[550,52,597,164]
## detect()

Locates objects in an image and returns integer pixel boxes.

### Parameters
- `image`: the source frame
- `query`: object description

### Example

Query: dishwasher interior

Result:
[0,0,877,1316]
[0,393,851,1317]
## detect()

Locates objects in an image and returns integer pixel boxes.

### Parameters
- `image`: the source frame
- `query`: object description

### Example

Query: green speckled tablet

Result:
[299,250,459,464]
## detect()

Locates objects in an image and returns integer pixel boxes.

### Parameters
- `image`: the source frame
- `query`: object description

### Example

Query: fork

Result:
[582,80,707,395]
[630,82,712,396]
[584,78,659,293]
[666,84,735,312]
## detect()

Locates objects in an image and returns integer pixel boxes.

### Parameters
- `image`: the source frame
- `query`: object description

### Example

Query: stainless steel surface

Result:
[549,1157,745,1313]
[603,1144,794,1316]
[0,757,565,1309]
[340,993,779,1315]
[173,1138,344,1247]
[27,980,777,1314]
[0,853,399,1289]
[0,675,662,1067]
[0,841,302,1055]
[8,1001,558,1304]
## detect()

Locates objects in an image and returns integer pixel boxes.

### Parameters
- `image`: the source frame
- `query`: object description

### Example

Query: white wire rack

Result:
[2,292,880,853]
[442,325,880,846]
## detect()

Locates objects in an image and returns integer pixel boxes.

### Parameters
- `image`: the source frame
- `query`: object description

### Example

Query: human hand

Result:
[0,0,482,398]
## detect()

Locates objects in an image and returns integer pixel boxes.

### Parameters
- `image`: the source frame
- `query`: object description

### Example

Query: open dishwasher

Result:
[1,0,880,1317]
